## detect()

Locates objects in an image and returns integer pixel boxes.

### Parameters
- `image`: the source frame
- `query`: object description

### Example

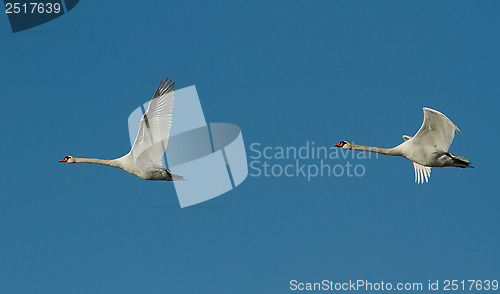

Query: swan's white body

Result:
[335,107,473,183]
[60,77,185,181]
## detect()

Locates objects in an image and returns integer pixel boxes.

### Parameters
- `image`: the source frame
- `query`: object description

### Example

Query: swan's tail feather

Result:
[168,172,187,181]
[453,156,474,168]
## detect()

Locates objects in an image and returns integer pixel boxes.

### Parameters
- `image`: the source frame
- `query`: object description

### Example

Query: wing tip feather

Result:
[422,107,462,133]
[153,76,175,99]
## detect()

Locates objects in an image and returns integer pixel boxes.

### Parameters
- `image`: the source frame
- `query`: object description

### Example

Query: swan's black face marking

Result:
[334,141,346,147]
[59,156,71,162]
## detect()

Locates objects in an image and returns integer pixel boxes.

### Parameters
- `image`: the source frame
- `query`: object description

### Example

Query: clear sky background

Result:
[1,1,499,293]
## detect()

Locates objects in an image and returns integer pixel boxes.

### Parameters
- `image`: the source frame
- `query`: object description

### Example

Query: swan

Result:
[59,77,185,181]
[334,107,473,183]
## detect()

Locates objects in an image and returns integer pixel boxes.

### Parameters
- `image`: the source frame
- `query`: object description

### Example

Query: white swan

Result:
[334,107,473,183]
[59,77,185,181]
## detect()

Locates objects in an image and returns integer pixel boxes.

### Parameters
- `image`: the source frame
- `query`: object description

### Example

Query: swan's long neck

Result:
[72,157,121,168]
[349,143,403,156]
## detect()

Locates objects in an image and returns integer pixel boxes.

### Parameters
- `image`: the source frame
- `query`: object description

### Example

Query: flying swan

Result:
[59,77,185,181]
[334,107,473,183]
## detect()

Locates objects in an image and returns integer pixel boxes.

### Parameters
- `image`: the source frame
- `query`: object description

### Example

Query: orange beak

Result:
[334,143,343,147]
[59,157,68,162]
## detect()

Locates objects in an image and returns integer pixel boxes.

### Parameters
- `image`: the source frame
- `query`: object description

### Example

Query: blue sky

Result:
[1,1,499,293]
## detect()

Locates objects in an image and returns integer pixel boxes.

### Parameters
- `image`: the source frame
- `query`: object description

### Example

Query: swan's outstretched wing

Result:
[130,77,175,170]
[413,162,431,184]
[411,107,461,152]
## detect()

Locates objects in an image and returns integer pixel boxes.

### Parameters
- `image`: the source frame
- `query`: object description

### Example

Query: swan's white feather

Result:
[412,162,431,184]
[130,79,175,170]
[411,107,460,152]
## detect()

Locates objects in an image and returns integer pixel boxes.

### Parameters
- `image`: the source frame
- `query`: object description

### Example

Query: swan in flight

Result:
[334,107,473,183]
[59,77,185,181]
